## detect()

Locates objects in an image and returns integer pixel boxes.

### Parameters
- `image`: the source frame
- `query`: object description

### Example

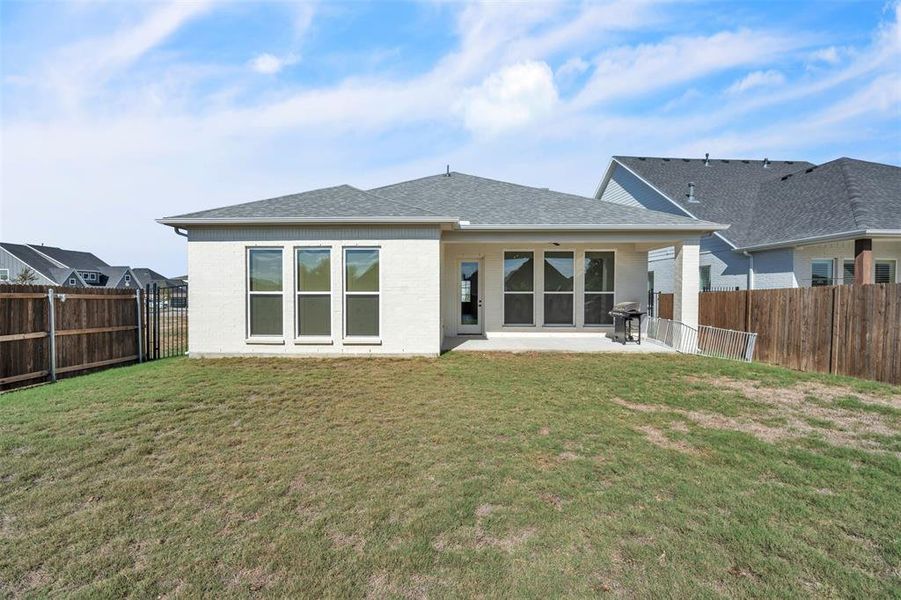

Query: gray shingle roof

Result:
[0,242,63,283]
[160,172,722,231]
[612,156,901,248]
[27,245,109,270]
[369,172,718,227]
[161,185,448,222]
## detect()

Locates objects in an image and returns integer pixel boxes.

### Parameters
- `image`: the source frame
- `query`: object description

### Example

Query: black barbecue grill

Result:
[609,301,646,345]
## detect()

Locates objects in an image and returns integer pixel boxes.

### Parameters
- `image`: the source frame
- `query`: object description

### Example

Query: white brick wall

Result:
[187,227,442,356]
[672,239,700,329]
[441,242,648,337]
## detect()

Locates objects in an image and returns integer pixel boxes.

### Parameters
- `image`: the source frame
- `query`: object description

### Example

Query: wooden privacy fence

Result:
[657,284,901,384]
[0,285,142,391]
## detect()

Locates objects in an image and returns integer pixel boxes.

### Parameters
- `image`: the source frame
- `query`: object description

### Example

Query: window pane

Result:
[585,293,614,325]
[544,251,574,292]
[700,265,711,291]
[346,249,379,292]
[346,295,379,336]
[544,294,573,325]
[504,293,533,325]
[585,252,614,292]
[843,260,855,285]
[249,249,282,292]
[298,295,330,336]
[250,295,283,336]
[811,260,833,286]
[504,252,534,292]
[876,261,896,284]
[297,249,330,292]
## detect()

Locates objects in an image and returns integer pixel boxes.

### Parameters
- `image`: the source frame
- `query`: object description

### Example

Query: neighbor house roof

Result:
[27,245,109,270]
[160,172,725,232]
[607,156,901,250]
[0,242,63,283]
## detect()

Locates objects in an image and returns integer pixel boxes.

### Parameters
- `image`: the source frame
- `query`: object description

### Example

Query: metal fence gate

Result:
[143,283,188,360]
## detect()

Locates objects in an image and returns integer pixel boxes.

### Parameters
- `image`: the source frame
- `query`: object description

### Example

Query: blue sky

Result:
[1,0,899,275]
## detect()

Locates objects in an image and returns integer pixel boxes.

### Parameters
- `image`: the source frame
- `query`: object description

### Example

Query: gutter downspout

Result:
[173,227,188,238]
[743,251,754,290]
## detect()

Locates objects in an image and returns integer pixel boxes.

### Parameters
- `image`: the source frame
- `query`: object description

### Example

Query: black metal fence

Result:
[143,283,188,360]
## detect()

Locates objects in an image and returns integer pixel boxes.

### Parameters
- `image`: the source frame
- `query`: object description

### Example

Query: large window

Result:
[503,251,534,325]
[296,248,331,336]
[876,259,897,284]
[247,248,283,336]
[584,251,615,325]
[344,248,379,337]
[544,251,574,325]
[811,259,833,286]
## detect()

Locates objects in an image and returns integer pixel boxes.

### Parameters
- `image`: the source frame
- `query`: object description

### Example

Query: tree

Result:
[13,267,39,284]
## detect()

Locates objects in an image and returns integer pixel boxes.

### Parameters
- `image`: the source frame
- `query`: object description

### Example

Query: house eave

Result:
[458,223,729,232]
[734,229,901,252]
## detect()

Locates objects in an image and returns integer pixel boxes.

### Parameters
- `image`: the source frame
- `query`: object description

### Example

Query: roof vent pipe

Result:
[763,157,770,169]
[686,182,698,203]
[446,164,450,177]
[704,153,710,167]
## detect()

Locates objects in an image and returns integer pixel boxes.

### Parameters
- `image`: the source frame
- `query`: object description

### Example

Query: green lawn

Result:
[1,354,899,598]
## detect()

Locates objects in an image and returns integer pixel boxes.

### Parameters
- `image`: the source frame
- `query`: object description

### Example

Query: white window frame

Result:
[542,249,575,327]
[502,249,536,327]
[342,246,381,344]
[875,258,897,284]
[246,247,285,341]
[583,249,617,327]
[810,259,834,286]
[124,274,131,283]
[0,269,8,281]
[841,258,855,285]
[68,277,76,286]
[295,245,333,344]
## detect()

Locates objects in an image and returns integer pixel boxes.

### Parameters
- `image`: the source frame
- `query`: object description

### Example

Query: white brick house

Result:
[159,172,723,356]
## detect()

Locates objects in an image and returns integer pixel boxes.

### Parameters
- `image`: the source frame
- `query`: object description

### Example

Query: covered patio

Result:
[442,333,674,353]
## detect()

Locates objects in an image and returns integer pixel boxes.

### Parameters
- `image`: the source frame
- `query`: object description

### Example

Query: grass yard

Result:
[1,354,899,598]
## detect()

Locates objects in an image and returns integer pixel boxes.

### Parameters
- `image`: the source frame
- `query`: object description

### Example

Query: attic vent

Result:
[686,182,698,203]
[662,158,670,162]
[721,159,730,163]
[805,167,816,173]
[638,157,647,161]
[741,160,749,164]
[763,157,770,169]
[704,152,710,166]
[785,161,794,164]
[781,174,793,181]
[681,158,690,162]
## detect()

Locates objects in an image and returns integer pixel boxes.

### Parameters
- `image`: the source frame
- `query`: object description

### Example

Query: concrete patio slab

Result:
[442,334,674,353]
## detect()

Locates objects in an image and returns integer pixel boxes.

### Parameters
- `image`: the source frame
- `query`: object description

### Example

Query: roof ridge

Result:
[350,184,447,217]
[836,158,870,229]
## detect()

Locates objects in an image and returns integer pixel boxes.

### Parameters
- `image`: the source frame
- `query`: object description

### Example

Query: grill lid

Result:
[611,301,640,313]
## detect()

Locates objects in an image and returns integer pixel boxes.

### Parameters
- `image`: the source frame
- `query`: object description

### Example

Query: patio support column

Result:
[672,238,700,329]
[853,238,873,285]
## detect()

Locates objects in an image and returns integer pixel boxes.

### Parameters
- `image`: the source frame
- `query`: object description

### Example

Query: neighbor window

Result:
[124,274,131,283]
[584,251,615,325]
[247,248,283,337]
[0,269,8,281]
[543,251,574,325]
[647,271,654,292]
[699,265,711,291]
[344,248,379,337]
[68,278,76,286]
[811,259,833,286]
[876,259,897,284]
[296,248,331,337]
[842,259,855,285]
[503,251,534,325]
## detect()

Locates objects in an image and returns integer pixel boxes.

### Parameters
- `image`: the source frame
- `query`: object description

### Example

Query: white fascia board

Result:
[156,216,459,227]
[607,159,739,250]
[458,222,729,232]
[735,229,901,252]
[592,158,618,199]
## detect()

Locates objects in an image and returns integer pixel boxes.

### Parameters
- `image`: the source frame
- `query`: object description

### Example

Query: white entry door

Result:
[457,259,483,335]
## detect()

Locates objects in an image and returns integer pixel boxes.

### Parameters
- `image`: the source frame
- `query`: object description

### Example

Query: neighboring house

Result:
[595,156,901,291]
[132,267,184,289]
[0,243,145,289]
[158,171,724,357]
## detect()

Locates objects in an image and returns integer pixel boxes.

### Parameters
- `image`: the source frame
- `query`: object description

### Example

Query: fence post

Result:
[136,289,143,363]
[829,285,839,374]
[48,288,57,382]
[744,288,751,333]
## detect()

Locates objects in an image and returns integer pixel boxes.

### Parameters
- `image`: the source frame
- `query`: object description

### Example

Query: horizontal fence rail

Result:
[646,317,757,362]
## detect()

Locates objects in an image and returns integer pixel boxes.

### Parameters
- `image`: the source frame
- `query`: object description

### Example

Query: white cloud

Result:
[250,53,300,75]
[458,61,559,135]
[808,46,842,64]
[556,57,589,82]
[726,69,786,94]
